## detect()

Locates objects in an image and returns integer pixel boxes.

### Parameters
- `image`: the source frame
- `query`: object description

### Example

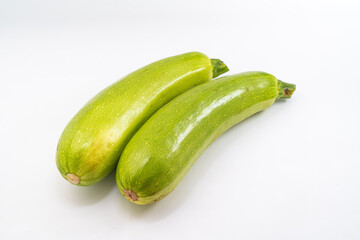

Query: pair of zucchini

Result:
[56,52,295,205]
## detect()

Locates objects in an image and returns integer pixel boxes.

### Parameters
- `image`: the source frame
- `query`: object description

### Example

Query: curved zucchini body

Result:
[56,52,228,186]
[116,71,295,204]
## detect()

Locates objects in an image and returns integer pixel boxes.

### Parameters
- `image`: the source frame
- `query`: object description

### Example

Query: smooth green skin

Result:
[56,52,226,186]
[117,71,296,204]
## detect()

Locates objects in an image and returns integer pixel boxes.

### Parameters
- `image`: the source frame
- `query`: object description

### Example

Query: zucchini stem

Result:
[211,59,229,78]
[277,80,296,100]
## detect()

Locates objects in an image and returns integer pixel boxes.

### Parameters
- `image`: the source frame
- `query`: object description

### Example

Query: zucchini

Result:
[116,71,295,204]
[56,52,228,186]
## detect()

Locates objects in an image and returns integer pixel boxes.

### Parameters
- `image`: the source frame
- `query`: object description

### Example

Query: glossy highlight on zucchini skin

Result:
[56,52,228,186]
[116,71,296,204]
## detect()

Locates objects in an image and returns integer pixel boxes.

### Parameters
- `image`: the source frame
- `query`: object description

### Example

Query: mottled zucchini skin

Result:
[56,52,224,186]
[116,72,295,204]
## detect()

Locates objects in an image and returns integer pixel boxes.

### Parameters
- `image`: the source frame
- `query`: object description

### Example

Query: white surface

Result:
[1,0,360,239]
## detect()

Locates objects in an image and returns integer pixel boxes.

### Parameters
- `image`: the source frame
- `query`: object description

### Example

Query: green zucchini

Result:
[56,52,228,186]
[116,71,295,204]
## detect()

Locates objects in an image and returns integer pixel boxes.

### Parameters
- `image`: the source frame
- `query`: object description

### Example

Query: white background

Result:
[1,0,359,239]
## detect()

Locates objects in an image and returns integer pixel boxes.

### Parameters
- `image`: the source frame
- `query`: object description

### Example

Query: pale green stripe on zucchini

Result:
[56,52,228,186]
[116,71,296,204]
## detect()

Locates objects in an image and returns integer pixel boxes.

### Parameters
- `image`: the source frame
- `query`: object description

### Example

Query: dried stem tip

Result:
[277,80,296,99]
[66,173,80,185]
[124,189,138,201]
